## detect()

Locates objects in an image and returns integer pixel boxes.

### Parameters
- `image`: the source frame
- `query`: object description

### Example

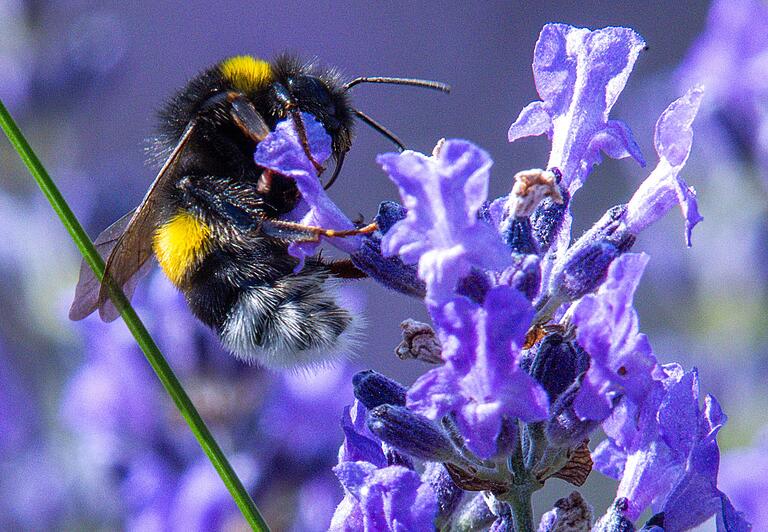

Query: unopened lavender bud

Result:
[551,205,635,301]
[383,443,415,469]
[531,177,570,252]
[498,254,541,301]
[526,333,589,401]
[395,319,443,364]
[555,241,622,301]
[350,201,426,298]
[352,370,407,409]
[594,498,636,532]
[367,404,457,462]
[456,268,493,304]
[500,217,539,255]
[546,375,600,448]
[375,200,407,234]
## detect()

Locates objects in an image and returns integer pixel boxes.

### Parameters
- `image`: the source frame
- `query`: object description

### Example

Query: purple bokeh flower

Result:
[508,24,646,195]
[260,364,355,461]
[62,271,349,530]
[0,346,68,530]
[378,140,512,304]
[678,0,768,177]
[0,348,34,453]
[718,426,768,527]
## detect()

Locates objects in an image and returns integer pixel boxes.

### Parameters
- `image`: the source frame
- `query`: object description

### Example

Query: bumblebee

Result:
[69,54,448,369]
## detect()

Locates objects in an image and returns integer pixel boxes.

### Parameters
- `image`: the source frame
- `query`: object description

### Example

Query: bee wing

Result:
[69,121,198,322]
[69,209,137,321]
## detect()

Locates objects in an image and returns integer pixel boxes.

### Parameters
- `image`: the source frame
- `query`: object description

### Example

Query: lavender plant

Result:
[253,24,752,531]
[0,9,758,530]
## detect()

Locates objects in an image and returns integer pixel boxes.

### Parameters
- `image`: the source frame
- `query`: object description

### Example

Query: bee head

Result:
[277,71,355,163]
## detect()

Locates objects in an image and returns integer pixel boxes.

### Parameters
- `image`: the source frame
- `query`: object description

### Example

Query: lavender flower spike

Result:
[378,139,513,304]
[622,87,704,246]
[508,24,646,194]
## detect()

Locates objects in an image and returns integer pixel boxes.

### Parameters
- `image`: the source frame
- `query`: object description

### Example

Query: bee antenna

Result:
[343,76,451,94]
[353,108,406,152]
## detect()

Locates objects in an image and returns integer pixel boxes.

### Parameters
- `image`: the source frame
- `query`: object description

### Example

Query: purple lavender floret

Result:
[407,286,548,459]
[570,253,660,426]
[508,24,646,195]
[508,24,647,299]
[378,140,512,304]
[593,368,746,528]
[621,87,704,246]
[331,462,438,532]
[253,112,359,269]
[330,401,438,531]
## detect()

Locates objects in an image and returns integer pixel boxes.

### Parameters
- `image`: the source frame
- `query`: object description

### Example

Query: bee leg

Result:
[227,93,271,143]
[272,83,325,174]
[265,218,378,239]
[289,107,325,175]
[177,175,266,230]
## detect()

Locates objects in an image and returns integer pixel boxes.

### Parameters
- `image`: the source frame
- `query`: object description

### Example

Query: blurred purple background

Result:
[3,0,766,529]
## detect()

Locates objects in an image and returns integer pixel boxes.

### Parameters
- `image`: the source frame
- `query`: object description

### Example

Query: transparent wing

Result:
[67,120,197,322]
[94,120,197,321]
[69,209,135,321]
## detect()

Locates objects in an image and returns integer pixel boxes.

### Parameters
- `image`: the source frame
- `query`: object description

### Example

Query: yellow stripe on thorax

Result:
[153,211,211,286]
[220,55,273,92]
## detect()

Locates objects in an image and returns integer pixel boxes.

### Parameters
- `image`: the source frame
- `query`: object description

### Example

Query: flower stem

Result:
[499,489,535,532]
[0,99,270,532]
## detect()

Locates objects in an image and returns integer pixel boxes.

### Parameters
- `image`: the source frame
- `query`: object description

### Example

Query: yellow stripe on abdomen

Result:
[153,211,211,286]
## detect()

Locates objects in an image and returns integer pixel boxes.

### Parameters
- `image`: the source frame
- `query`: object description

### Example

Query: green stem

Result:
[499,489,535,532]
[0,99,269,532]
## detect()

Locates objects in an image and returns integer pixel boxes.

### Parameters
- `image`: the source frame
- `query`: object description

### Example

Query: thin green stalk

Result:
[0,99,269,532]
[502,488,535,532]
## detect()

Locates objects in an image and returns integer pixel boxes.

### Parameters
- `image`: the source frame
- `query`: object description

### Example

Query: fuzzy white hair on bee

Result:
[219,270,363,369]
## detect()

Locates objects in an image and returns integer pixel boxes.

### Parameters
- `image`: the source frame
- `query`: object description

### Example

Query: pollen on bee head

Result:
[220,55,273,92]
